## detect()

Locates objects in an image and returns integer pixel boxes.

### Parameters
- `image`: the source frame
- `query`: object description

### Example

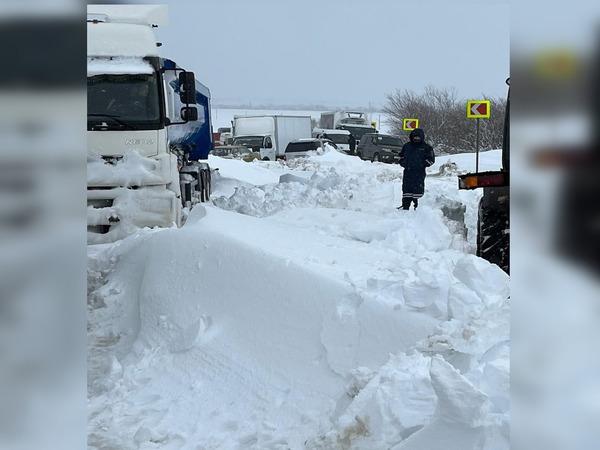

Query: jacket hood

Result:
[409,128,425,143]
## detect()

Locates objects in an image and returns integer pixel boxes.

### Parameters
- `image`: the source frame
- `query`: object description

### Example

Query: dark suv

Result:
[357,133,404,163]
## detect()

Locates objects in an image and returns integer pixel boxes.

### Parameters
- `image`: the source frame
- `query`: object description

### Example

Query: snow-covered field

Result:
[88,149,508,449]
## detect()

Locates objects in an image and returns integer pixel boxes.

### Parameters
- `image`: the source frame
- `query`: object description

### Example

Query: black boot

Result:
[400,197,411,210]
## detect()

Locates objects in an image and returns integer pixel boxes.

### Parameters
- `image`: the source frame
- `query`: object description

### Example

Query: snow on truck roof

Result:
[313,128,350,135]
[338,123,375,129]
[87,57,154,76]
[321,111,366,115]
[87,5,168,27]
[87,5,167,58]
[88,21,160,57]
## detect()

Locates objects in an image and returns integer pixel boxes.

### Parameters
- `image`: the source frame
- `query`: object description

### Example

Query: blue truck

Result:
[164,58,213,206]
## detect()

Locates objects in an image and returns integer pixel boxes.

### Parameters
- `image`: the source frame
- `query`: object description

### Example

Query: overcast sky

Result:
[155,0,509,108]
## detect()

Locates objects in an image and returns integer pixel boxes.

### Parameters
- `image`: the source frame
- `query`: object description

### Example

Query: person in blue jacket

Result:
[398,128,435,210]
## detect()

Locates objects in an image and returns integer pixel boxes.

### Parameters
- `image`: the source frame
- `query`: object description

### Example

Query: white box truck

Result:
[232,115,312,161]
[319,111,366,128]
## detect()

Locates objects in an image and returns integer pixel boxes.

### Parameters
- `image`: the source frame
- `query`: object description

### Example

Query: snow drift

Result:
[88,149,509,449]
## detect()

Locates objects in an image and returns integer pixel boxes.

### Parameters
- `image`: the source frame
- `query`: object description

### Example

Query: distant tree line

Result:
[384,86,506,154]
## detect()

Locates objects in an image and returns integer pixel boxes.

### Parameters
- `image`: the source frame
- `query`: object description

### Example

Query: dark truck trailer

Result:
[458,83,510,273]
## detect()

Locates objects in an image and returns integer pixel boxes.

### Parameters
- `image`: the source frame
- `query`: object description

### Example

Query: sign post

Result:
[403,118,419,131]
[476,118,480,172]
[466,100,491,173]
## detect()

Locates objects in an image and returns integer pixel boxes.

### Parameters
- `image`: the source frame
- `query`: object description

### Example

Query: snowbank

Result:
[88,148,509,449]
[307,255,509,450]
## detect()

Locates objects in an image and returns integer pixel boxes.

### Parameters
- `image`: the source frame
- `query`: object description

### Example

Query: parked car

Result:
[284,138,337,160]
[357,133,403,163]
[312,128,354,153]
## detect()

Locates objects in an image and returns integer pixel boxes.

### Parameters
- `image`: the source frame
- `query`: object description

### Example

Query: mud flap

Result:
[199,166,211,202]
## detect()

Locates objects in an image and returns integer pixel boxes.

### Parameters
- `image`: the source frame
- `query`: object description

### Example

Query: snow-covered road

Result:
[88,149,509,449]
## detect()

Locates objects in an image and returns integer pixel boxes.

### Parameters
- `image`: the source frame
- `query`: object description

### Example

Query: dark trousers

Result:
[401,196,419,210]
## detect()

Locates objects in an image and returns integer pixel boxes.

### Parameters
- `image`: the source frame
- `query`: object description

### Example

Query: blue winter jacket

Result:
[399,128,435,197]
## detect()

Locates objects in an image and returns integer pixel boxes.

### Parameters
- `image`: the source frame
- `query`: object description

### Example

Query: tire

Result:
[372,153,380,163]
[477,186,509,273]
[262,157,270,161]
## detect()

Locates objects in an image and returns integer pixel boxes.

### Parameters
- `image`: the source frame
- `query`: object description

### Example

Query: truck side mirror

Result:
[181,106,198,122]
[179,71,196,104]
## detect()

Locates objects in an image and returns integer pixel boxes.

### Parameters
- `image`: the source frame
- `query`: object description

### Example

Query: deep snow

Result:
[88,148,508,449]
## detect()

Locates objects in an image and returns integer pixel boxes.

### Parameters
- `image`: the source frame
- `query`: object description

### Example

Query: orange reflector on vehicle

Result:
[458,171,508,190]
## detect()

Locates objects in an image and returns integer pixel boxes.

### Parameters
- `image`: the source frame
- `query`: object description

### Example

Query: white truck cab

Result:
[87,5,208,243]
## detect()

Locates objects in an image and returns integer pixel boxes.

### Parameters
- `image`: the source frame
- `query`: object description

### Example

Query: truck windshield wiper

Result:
[88,114,137,130]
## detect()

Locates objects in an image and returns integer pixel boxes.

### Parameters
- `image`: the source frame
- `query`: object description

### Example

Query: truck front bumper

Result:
[87,186,180,244]
[87,152,182,244]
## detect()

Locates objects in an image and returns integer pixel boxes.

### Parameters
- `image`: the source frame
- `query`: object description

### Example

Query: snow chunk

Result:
[312,352,437,449]
[394,357,501,450]
[448,255,509,321]
[213,168,354,217]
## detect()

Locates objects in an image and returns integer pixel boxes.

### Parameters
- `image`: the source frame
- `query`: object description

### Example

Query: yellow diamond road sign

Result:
[466,100,491,119]
[403,118,419,131]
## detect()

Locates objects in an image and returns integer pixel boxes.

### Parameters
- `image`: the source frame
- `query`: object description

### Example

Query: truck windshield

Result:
[340,117,367,125]
[87,73,161,130]
[233,136,264,148]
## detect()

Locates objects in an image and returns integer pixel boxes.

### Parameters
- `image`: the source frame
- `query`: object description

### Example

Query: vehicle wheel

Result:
[262,157,270,161]
[372,153,380,162]
[477,186,509,273]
